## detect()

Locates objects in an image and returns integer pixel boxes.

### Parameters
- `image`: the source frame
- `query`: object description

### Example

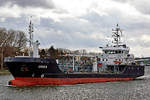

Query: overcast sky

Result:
[0,0,150,57]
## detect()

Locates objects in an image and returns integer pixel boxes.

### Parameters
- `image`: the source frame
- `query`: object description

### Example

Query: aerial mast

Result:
[28,16,34,56]
[112,24,122,46]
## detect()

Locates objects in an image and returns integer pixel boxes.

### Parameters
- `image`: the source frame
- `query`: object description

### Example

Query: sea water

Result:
[0,66,150,100]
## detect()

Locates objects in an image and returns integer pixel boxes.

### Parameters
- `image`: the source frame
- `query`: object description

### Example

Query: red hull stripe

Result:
[9,77,134,86]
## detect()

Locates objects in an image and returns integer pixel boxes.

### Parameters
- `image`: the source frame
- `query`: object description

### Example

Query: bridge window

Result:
[104,50,124,54]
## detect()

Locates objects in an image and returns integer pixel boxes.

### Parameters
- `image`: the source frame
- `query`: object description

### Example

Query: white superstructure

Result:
[98,24,134,66]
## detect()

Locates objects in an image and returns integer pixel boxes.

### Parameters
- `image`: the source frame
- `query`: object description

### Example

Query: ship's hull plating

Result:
[5,57,144,86]
[9,77,133,86]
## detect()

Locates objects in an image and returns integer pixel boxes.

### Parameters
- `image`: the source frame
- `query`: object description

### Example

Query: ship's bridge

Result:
[101,45,129,54]
[98,24,135,66]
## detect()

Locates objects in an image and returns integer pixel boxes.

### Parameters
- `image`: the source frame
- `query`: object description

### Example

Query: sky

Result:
[0,0,150,57]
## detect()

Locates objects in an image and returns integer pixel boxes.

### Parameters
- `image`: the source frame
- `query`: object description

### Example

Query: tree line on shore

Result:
[0,27,80,69]
[0,27,60,69]
[0,27,27,69]
[0,27,97,70]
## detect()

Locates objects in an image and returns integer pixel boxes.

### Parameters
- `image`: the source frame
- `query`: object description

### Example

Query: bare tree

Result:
[0,28,27,69]
[7,29,27,50]
[0,28,7,46]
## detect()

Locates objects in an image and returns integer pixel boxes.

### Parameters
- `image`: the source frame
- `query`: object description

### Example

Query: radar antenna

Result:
[112,24,123,46]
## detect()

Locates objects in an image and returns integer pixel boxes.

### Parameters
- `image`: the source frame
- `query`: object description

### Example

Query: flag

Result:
[97,62,102,67]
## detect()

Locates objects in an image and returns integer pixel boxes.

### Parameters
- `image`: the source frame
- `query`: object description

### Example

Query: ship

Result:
[4,21,144,86]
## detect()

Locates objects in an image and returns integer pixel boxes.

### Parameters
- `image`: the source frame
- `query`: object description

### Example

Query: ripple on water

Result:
[0,66,150,100]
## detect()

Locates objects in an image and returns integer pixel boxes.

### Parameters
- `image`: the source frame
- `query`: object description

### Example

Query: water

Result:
[0,67,150,100]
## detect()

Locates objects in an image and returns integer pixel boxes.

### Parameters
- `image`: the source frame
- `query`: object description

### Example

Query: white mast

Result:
[28,17,40,58]
[112,24,122,46]
[28,18,34,56]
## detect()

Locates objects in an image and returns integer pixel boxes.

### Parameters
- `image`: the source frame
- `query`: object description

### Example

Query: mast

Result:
[29,20,33,48]
[29,16,40,58]
[28,17,40,58]
[112,24,122,46]
[28,17,34,56]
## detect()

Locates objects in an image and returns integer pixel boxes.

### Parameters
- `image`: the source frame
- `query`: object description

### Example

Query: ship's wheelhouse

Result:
[98,42,135,65]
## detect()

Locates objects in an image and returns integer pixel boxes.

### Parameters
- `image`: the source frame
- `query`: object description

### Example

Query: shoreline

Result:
[0,69,10,75]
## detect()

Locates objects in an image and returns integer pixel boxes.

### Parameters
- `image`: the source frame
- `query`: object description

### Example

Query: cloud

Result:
[113,0,150,15]
[130,0,150,15]
[112,0,128,3]
[34,17,106,49]
[1,0,150,57]
[0,0,55,9]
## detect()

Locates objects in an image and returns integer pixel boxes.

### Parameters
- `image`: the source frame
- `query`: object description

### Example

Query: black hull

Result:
[4,57,145,86]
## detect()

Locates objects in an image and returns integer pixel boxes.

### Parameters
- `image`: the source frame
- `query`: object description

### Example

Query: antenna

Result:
[28,16,34,56]
[29,16,33,47]
[28,16,40,58]
[112,24,123,46]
